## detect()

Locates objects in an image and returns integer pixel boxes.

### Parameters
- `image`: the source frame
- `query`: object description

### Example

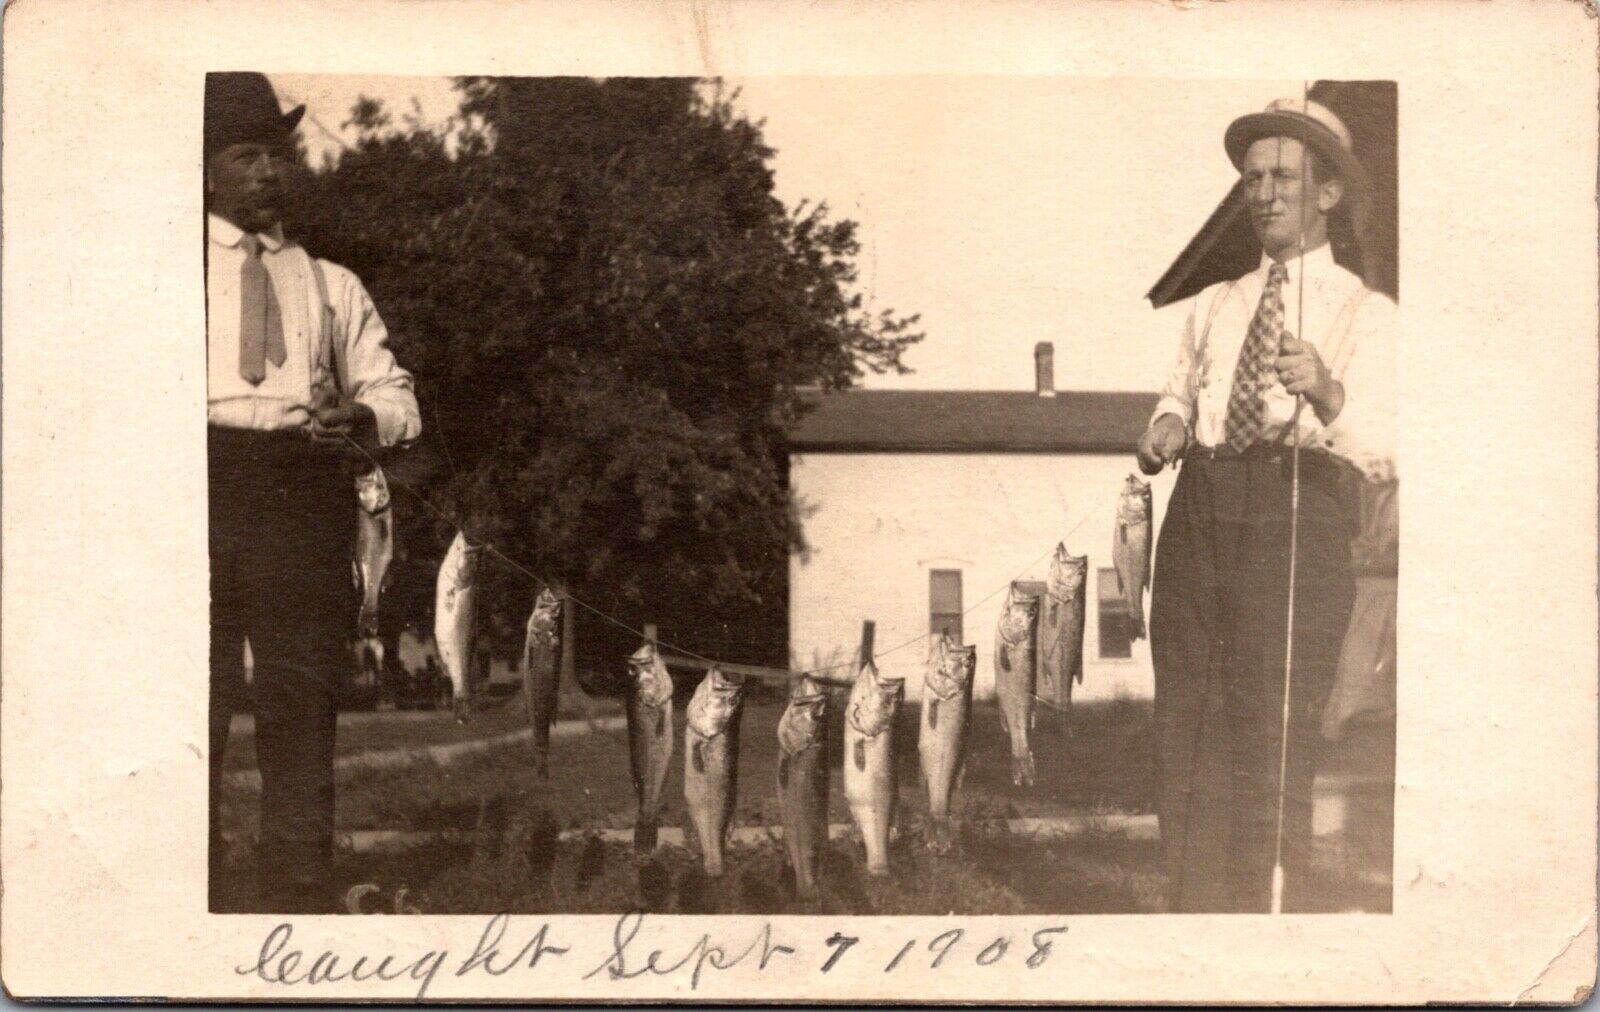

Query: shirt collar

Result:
[1257,241,1336,290]
[207,212,286,252]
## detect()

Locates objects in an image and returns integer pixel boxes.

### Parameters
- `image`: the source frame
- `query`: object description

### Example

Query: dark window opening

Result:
[930,569,963,644]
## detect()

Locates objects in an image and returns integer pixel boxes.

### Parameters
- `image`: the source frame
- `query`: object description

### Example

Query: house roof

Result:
[788,389,1160,454]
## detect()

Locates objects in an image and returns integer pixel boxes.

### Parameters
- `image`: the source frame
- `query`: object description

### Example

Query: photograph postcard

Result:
[1,0,1596,1003]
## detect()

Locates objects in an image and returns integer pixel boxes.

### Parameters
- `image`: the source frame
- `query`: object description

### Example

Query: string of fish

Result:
[340,431,1105,682]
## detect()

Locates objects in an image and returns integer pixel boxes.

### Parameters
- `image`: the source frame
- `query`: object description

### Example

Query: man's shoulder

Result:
[1185,274,1248,317]
[286,243,368,294]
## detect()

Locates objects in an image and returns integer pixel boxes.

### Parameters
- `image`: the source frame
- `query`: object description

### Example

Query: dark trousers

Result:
[1150,449,1356,913]
[208,427,353,913]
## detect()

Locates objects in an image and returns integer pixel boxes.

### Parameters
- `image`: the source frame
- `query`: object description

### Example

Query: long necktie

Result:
[238,234,286,384]
[1223,261,1289,452]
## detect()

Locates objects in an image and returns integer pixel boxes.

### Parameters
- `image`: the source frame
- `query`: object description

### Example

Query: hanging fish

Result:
[1038,543,1089,712]
[434,530,483,724]
[521,587,564,779]
[1113,475,1153,641]
[352,465,394,678]
[776,676,830,900]
[994,584,1040,787]
[918,633,975,853]
[625,640,675,855]
[842,659,904,877]
[683,667,745,877]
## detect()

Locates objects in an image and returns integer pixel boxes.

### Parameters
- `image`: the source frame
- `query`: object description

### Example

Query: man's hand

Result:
[1137,413,1188,475]
[1276,334,1345,424]
[309,393,378,456]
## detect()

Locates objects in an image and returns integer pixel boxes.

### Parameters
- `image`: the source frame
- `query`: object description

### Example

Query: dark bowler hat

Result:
[204,72,304,157]
[1225,96,1371,202]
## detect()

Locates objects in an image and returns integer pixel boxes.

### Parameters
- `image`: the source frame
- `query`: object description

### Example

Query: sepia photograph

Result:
[4,0,1594,1002]
[207,71,1397,918]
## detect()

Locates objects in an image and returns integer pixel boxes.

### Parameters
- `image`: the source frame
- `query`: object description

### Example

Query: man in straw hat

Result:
[205,72,420,912]
[1135,96,1396,912]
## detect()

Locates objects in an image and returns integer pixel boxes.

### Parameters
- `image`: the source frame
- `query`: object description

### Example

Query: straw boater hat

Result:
[204,72,304,158]
[1224,96,1371,205]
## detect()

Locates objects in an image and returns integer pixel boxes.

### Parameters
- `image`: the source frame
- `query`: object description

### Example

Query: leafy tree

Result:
[291,77,920,682]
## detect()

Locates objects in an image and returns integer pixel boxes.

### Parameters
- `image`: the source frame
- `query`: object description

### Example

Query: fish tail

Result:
[634,819,658,854]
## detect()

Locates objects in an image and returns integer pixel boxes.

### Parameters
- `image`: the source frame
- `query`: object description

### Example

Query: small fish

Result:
[994,584,1041,787]
[434,531,484,724]
[1113,475,1153,641]
[1038,543,1089,710]
[683,667,745,877]
[521,588,564,779]
[352,465,394,640]
[842,660,904,876]
[353,635,384,693]
[918,634,975,853]
[776,676,830,899]
[625,641,675,855]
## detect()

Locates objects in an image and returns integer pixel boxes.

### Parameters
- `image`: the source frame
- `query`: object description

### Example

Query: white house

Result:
[788,344,1172,703]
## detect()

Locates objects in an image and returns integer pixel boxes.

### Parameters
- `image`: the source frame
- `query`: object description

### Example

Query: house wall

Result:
[789,451,1176,702]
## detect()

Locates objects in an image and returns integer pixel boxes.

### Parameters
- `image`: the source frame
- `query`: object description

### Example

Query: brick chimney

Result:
[1034,341,1055,398]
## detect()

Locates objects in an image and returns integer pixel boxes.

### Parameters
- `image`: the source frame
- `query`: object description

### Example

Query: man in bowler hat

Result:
[206,72,420,912]
[1136,97,1396,912]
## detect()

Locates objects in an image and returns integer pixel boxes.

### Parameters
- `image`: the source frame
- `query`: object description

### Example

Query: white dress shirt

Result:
[207,213,421,447]
[1152,243,1397,480]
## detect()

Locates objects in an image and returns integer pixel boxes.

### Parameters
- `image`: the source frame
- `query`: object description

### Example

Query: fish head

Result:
[778,687,827,754]
[998,587,1041,642]
[688,667,744,737]
[848,661,903,736]
[460,541,486,575]
[1118,475,1152,522]
[1047,545,1088,602]
[924,636,973,700]
[626,641,674,706]
[535,587,562,616]
[525,589,561,642]
[355,466,391,515]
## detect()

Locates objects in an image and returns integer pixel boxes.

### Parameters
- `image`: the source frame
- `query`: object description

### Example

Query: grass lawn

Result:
[220,694,1156,836]
[216,692,1387,914]
[221,679,617,771]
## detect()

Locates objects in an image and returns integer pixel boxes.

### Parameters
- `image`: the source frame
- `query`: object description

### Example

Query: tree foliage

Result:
[291,77,920,675]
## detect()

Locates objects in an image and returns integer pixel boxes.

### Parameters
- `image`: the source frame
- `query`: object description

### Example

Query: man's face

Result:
[206,141,290,233]
[1240,136,1341,258]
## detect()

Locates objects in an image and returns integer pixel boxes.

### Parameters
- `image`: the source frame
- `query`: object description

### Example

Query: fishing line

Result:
[1269,81,1312,916]
[834,502,1104,675]
[338,431,724,669]
[341,431,1107,684]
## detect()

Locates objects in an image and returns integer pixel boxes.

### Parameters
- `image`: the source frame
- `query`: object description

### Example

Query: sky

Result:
[271,74,1300,394]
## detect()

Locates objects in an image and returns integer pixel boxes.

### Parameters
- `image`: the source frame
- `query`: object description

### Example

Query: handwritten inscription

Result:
[235,914,1070,998]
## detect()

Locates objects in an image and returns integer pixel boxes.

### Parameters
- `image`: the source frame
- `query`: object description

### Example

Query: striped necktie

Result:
[238,233,287,384]
[1223,261,1289,452]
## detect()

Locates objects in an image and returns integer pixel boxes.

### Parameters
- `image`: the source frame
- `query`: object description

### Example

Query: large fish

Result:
[842,659,904,876]
[521,587,564,779]
[994,584,1041,787]
[1113,475,1153,641]
[625,640,675,855]
[683,667,745,877]
[918,634,975,853]
[434,530,484,724]
[776,675,830,899]
[1038,543,1089,711]
[352,465,394,675]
